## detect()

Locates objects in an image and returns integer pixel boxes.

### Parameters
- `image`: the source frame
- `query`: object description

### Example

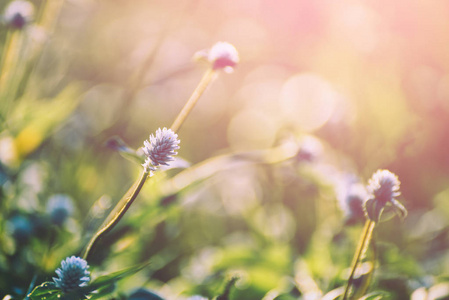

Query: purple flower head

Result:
[339,181,368,225]
[142,128,180,173]
[3,0,34,29]
[53,256,90,293]
[364,169,406,222]
[367,169,400,206]
[194,42,239,73]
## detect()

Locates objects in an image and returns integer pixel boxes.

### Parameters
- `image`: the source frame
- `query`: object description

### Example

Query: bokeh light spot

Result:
[280,73,338,132]
[227,109,278,151]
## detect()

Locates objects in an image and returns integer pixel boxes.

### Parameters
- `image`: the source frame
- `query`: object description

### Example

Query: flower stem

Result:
[82,170,149,260]
[342,219,375,300]
[170,68,216,133]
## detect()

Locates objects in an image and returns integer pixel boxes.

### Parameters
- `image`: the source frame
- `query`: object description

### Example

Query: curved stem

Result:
[82,170,149,260]
[170,68,216,133]
[0,30,22,114]
[342,219,375,300]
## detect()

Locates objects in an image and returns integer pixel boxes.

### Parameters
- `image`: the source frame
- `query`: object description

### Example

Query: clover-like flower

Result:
[142,128,180,173]
[53,256,90,294]
[364,169,407,222]
[2,0,34,29]
[194,42,239,73]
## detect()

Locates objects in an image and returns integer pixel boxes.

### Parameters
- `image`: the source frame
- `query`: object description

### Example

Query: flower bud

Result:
[194,42,239,73]
[2,0,34,29]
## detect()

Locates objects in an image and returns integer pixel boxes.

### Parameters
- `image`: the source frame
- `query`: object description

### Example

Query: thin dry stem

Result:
[170,68,216,133]
[82,170,149,260]
[342,219,375,300]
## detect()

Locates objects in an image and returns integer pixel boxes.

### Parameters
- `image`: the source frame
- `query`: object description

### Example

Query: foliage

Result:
[1,0,449,299]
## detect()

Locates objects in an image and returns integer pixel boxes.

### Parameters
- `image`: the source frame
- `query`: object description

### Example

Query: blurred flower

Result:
[6,215,33,243]
[2,0,34,29]
[129,288,165,300]
[53,256,90,294]
[194,42,239,73]
[367,169,400,205]
[296,135,323,162]
[338,181,368,225]
[142,128,180,173]
[187,296,208,300]
[364,169,407,222]
[46,194,74,226]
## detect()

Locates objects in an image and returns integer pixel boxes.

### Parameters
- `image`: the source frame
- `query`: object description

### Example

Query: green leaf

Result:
[88,283,116,300]
[28,282,62,300]
[350,262,375,300]
[79,262,150,294]
[358,291,390,300]
[12,84,81,160]
[272,294,297,300]
[215,276,239,300]
[321,287,344,300]
[389,199,407,221]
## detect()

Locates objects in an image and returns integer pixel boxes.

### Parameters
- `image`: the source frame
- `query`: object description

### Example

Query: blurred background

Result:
[1,0,449,299]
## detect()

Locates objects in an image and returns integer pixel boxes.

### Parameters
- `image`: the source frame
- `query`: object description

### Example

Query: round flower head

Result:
[142,128,180,173]
[2,0,34,29]
[53,256,90,294]
[296,135,322,162]
[367,169,400,205]
[364,169,407,222]
[46,194,74,226]
[208,42,239,72]
[338,181,368,225]
[194,42,239,73]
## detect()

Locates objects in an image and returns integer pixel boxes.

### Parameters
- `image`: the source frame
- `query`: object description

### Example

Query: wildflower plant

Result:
[1,0,435,298]
[342,169,408,300]
[22,39,240,299]
[80,42,239,261]
[171,41,239,132]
